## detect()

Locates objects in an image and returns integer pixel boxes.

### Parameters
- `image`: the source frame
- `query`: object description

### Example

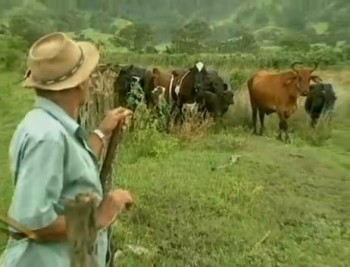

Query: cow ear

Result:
[285,76,297,85]
[311,75,322,83]
[152,68,160,75]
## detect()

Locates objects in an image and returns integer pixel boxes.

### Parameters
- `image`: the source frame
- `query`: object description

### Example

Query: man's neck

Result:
[60,102,80,120]
[45,96,80,121]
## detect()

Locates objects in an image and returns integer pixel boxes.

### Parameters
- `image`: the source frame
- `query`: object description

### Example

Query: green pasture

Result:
[0,62,349,266]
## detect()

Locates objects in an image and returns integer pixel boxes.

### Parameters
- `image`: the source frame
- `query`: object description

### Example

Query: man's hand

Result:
[98,189,134,229]
[98,107,133,139]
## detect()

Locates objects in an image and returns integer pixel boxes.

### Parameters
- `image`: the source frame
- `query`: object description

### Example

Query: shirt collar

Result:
[34,96,82,137]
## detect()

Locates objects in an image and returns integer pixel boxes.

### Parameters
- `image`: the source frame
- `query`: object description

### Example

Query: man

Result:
[2,32,134,267]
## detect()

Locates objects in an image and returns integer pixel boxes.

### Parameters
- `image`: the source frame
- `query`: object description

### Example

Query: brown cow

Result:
[247,61,322,142]
[150,63,231,121]
[150,67,175,106]
[148,62,208,122]
[149,67,199,120]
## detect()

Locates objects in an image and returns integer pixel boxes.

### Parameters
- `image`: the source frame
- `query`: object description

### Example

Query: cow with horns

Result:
[247,61,322,142]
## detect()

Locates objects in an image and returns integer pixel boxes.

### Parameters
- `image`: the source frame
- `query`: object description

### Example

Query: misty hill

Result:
[1,0,350,55]
[1,0,349,36]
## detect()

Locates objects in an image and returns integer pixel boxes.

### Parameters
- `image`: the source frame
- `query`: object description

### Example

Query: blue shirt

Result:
[2,96,108,267]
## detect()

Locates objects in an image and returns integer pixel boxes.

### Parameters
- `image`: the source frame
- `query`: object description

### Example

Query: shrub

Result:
[229,69,251,90]
[123,102,179,161]
[0,35,28,71]
[105,49,349,71]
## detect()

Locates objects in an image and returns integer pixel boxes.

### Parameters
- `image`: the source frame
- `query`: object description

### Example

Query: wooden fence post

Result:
[65,192,99,267]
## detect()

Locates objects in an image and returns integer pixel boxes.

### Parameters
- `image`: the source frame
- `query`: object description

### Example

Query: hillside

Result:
[1,0,350,47]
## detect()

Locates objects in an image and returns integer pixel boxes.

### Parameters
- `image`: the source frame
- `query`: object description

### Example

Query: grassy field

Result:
[0,67,349,267]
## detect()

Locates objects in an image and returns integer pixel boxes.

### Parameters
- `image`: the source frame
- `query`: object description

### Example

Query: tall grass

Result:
[116,65,349,149]
[1,63,349,266]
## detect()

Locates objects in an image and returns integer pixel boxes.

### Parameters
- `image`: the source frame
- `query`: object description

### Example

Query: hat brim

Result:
[22,41,100,91]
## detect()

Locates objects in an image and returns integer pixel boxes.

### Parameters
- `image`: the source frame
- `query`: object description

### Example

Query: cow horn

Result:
[291,61,302,72]
[311,61,319,73]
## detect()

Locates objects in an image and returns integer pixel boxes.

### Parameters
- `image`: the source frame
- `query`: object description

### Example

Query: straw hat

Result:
[23,32,100,91]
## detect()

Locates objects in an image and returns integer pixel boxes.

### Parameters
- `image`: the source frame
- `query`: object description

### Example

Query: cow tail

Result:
[247,75,256,103]
[247,75,254,92]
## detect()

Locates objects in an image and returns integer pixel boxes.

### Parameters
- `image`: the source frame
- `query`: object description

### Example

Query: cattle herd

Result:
[110,61,337,143]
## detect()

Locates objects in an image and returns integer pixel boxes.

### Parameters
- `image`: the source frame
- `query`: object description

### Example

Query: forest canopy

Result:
[0,0,350,69]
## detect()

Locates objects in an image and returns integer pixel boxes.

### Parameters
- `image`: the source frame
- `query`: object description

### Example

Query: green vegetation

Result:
[1,68,349,266]
[2,0,350,65]
[1,0,350,266]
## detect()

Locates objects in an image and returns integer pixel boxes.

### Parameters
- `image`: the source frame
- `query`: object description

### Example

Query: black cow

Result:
[304,83,337,127]
[113,64,153,108]
[196,73,234,118]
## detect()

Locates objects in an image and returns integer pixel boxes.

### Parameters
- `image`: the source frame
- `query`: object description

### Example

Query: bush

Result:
[0,35,28,71]
[229,69,251,90]
[55,10,89,32]
[105,48,349,70]
[89,11,114,34]
[117,23,155,51]
[123,102,179,161]
[279,33,310,52]
[8,11,56,45]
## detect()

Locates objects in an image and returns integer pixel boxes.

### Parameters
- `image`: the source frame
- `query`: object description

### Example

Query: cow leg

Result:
[201,109,208,120]
[199,107,205,120]
[170,102,177,116]
[173,103,184,125]
[310,113,319,128]
[277,117,290,143]
[179,103,185,123]
[310,118,317,128]
[169,102,180,125]
[251,105,258,134]
[258,110,265,136]
[325,110,334,127]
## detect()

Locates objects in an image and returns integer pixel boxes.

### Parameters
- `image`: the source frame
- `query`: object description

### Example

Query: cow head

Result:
[218,87,234,115]
[286,61,322,96]
[188,61,208,93]
[115,65,147,93]
[205,71,231,95]
[149,68,162,89]
[114,64,148,106]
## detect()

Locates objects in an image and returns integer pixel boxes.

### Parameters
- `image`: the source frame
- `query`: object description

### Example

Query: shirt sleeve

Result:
[8,135,65,231]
